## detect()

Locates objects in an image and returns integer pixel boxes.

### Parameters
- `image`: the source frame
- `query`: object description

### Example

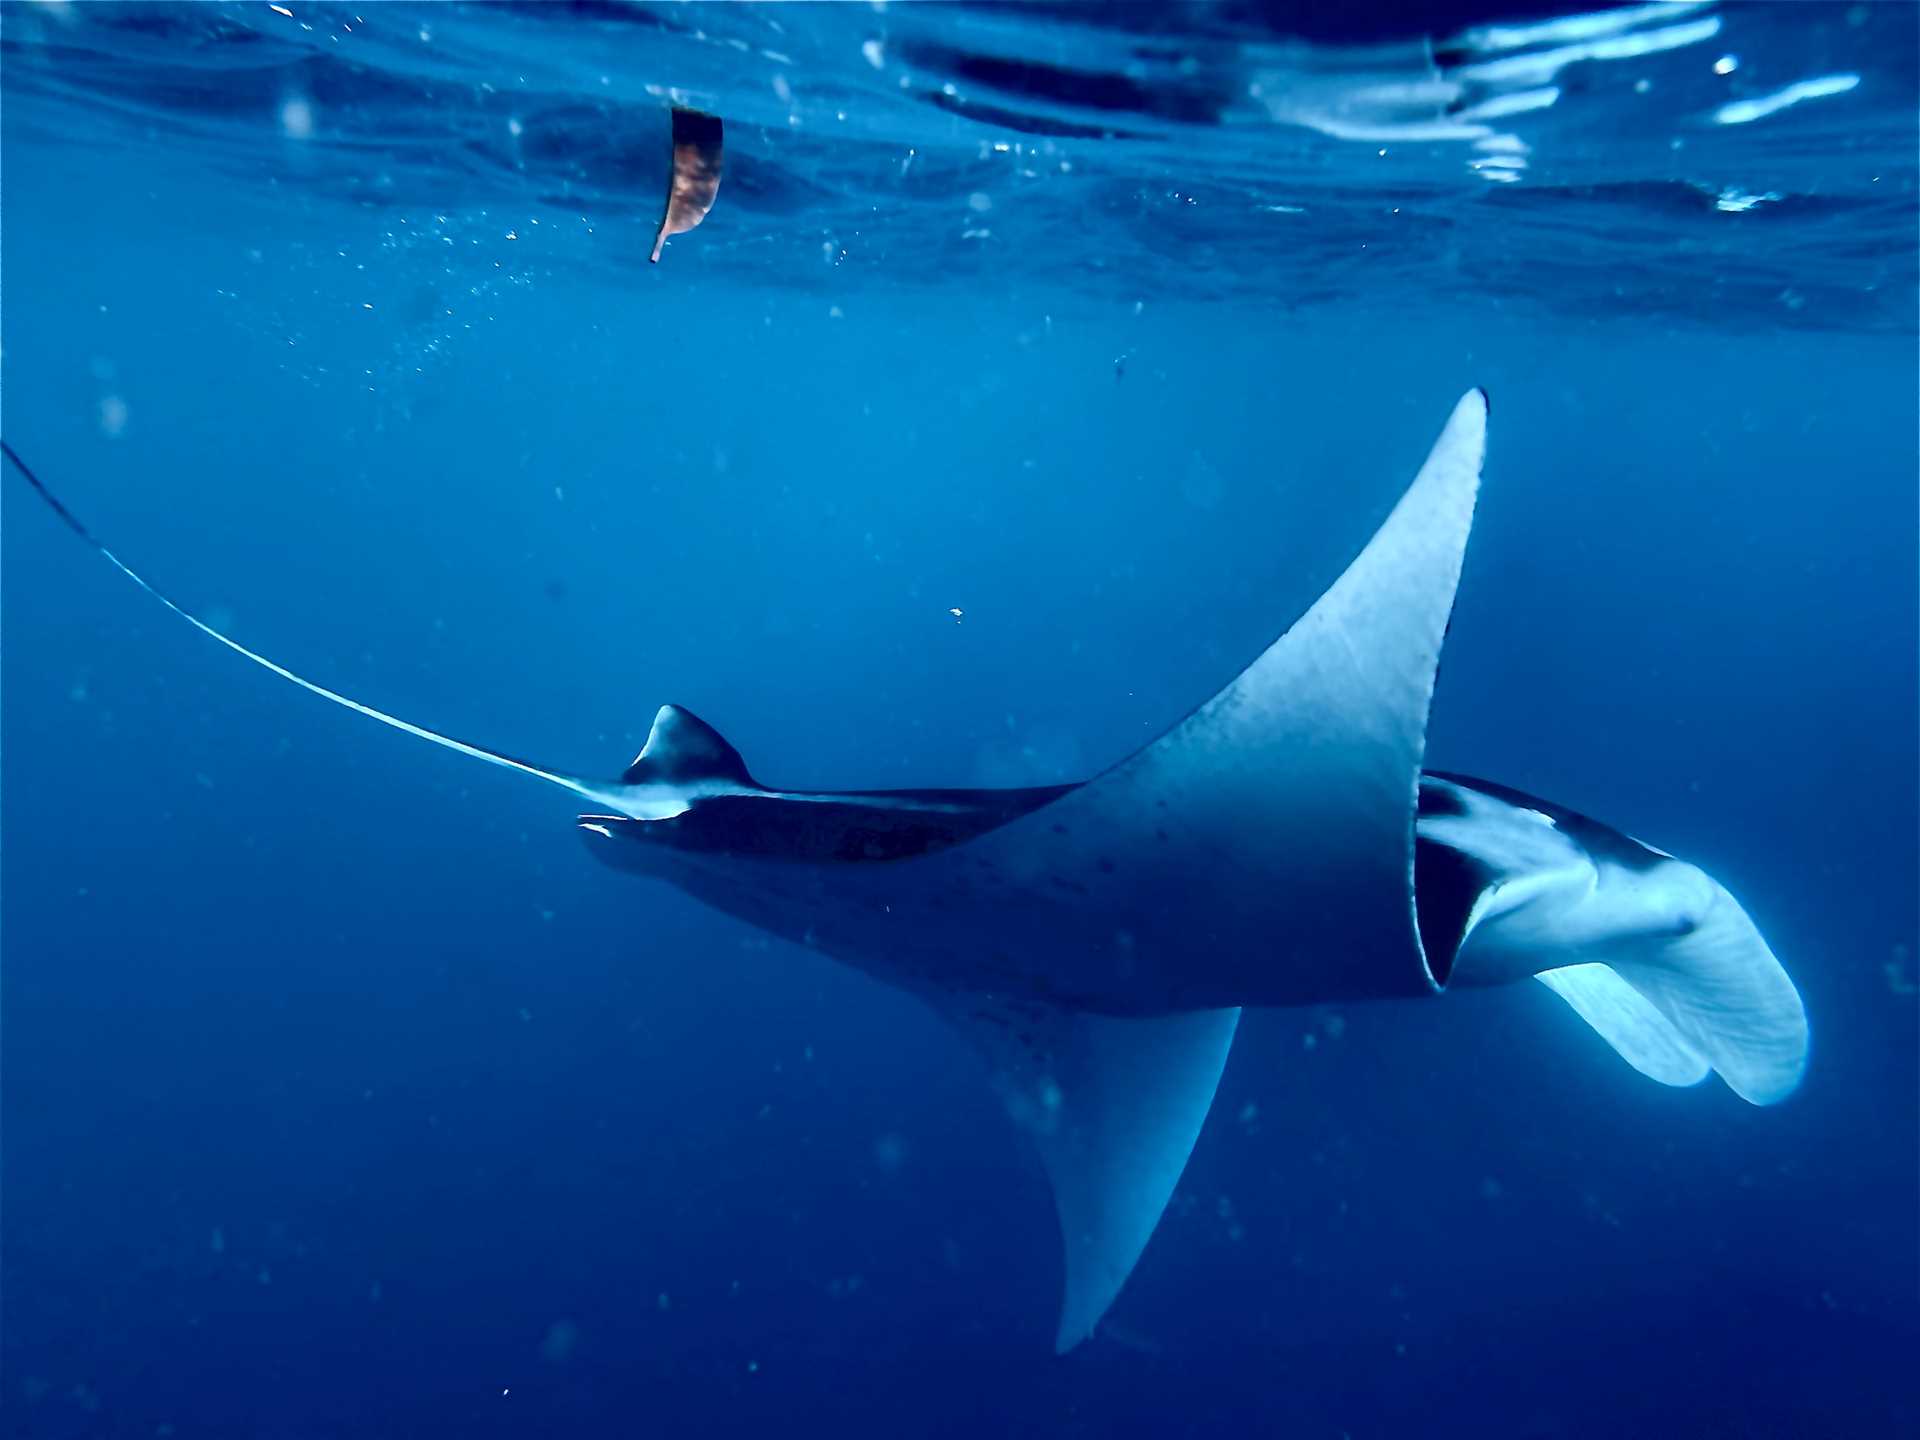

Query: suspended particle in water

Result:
[651,109,724,263]
[1182,451,1224,510]
[540,1319,579,1362]
[280,97,314,139]
[1885,943,1916,995]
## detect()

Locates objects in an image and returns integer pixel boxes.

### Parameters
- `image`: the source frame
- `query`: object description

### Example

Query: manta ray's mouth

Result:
[1412,834,1479,990]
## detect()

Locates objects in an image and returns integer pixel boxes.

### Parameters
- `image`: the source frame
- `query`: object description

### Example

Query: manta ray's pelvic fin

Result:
[925,990,1240,1353]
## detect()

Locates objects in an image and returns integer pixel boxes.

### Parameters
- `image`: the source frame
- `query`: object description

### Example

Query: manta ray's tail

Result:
[2,439,631,815]
[1418,773,1808,1105]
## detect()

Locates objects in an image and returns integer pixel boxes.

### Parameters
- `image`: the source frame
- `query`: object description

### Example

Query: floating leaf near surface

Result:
[650,108,723,263]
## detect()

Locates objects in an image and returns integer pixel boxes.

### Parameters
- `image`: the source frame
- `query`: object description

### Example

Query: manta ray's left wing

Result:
[941,390,1488,1010]
[871,393,1486,1350]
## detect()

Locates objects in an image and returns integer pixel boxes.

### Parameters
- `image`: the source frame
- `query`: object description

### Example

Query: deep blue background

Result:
[5,56,1917,1440]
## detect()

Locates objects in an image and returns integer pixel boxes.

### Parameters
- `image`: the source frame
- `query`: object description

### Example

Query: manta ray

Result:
[3,392,1807,1351]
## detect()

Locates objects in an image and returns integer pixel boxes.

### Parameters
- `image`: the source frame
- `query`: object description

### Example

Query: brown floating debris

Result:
[650,107,723,263]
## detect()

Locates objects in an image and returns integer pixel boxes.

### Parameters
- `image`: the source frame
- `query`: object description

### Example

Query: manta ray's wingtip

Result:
[1414,390,1487,495]
[1452,386,1490,434]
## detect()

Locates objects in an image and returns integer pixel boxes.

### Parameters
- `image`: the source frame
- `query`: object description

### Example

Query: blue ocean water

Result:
[3,2,1915,1435]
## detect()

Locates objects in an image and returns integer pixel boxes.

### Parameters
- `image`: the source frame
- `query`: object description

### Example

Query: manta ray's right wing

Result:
[911,986,1239,1354]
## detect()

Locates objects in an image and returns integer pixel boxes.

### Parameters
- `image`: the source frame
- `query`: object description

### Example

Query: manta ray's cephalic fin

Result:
[1535,964,1714,1088]
[1418,773,1808,1105]
[1527,880,1808,1105]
